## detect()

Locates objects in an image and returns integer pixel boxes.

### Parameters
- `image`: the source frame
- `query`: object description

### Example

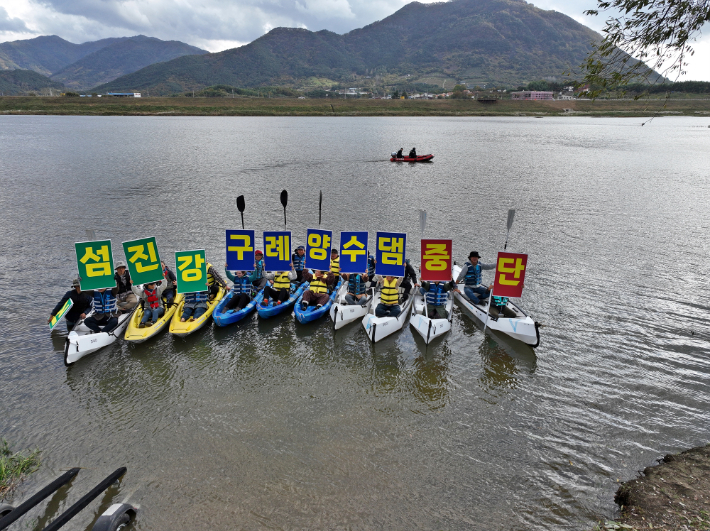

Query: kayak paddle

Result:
[504,209,515,250]
[236,195,245,229]
[318,190,322,225]
[280,190,288,226]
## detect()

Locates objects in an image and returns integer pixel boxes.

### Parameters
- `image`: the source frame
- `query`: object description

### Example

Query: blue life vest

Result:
[184,292,209,304]
[493,296,509,307]
[367,255,376,277]
[254,259,264,280]
[93,290,117,315]
[348,274,367,296]
[463,261,482,287]
[231,276,252,295]
[426,283,448,306]
[292,252,306,271]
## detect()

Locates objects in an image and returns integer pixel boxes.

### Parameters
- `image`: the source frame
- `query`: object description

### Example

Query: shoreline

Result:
[2,96,710,117]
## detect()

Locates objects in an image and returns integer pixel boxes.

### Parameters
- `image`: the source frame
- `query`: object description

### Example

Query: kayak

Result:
[257,282,309,319]
[294,280,341,324]
[361,283,415,343]
[64,309,135,365]
[452,264,540,347]
[124,292,184,343]
[409,288,454,344]
[390,154,434,162]
[213,288,264,326]
[169,287,226,337]
[329,282,373,330]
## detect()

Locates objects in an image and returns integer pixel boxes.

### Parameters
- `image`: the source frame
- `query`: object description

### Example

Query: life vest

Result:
[231,276,251,295]
[330,257,340,278]
[426,283,448,306]
[143,287,160,309]
[292,252,306,271]
[206,264,216,286]
[463,261,482,287]
[348,274,366,296]
[184,292,208,304]
[309,276,328,294]
[273,272,291,290]
[254,259,264,279]
[93,290,117,315]
[380,278,399,305]
[493,296,509,308]
[367,255,376,277]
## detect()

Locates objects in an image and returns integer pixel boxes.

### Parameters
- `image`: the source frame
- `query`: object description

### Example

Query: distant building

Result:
[107,92,142,97]
[511,91,554,101]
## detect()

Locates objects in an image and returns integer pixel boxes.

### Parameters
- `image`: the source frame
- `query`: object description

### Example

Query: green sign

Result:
[49,298,73,331]
[75,239,116,290]
[123,236,164,285]
[175,249,207,294]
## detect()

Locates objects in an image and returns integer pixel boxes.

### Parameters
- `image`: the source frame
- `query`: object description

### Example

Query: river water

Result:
[0,115,708,530]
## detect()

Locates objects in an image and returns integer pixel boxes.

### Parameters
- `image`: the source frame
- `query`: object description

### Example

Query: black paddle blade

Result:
[280,190,288,208]
[318,190,322,225]
[237,195,245,212]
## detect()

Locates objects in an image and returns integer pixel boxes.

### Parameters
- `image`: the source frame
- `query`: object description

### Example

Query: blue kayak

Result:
[257,282,310,319]
[294,280,342,324]
[213,288,265,327]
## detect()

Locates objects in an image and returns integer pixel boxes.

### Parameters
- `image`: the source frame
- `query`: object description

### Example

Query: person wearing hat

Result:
[292,246,307,283]
[248,250,267,289]
[455,252,495,304]
[330,249,341,283]
[131,278,170,327]
[114,261,138,311]
[48,278,93,332]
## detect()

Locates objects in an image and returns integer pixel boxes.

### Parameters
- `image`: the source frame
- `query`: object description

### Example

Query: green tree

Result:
[452,84,467,92]
[392,89,399,99]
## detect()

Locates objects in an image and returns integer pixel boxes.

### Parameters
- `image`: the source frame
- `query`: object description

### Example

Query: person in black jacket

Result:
[161,261,178,304]
[400,258,418,301]
[409,147,417,158]
[48,278,93,331]
[114,261,137,311]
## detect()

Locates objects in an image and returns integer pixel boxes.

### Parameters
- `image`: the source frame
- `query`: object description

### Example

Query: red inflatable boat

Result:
[390,154,434,162]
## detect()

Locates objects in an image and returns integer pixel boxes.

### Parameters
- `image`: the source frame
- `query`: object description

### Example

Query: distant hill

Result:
[96,0,605,95]
[50,35,207,90]
[0,69,64,95]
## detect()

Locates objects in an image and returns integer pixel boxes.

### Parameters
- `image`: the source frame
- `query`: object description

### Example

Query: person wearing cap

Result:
[300,269,336,310]
[114,261,138,311]
[292,246,307,282]
[456,251,495,304]
[84,286,121,332]
[372,274,404,317]
[248,250,267,289]
[224,265,253,312]
[330,249,340,283]
[47,278,93,332]
[263,263,297,305]
[131,278,169,327]
[161,261,177,305]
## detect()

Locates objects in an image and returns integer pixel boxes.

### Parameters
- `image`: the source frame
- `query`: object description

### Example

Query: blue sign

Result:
[305,228,332,271]
[263,231,292,272]
[339,231,368,274]
[226,230,255,271]
[375,231,406,277]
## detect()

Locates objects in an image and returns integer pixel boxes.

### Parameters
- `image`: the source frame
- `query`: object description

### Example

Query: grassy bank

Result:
[0,439,41,499]
[2,96,710,117]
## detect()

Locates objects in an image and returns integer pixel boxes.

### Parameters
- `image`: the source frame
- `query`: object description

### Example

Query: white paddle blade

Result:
[419,209,427,235]
[506,209,516,231]
[85,229,96,240]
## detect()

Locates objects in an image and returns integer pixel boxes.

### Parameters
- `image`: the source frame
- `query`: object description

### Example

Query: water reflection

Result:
[478,332,537,395]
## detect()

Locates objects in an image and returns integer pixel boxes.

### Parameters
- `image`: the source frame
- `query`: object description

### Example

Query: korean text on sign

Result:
[339,231,368,274]
[375,232,406,277]
[122,237,164,285]
[493,252,528,298]
[74,239,116,290]
[305,228,332,271]
[263,231,291,272]
[420,239,452,282]
[175,249,208,294]
[226,230,255,271]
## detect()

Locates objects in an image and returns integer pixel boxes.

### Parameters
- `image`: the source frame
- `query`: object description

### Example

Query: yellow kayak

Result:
[169,287,225,337]
[125,293,184,343]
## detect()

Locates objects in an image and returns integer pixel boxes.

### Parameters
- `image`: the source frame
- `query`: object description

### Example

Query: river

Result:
[0,115,708,530]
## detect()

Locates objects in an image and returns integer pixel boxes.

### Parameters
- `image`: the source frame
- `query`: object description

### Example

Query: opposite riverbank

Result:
[2,96,710,117]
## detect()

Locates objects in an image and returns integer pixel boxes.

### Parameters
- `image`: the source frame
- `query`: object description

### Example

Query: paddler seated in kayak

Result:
[342,272,369,306]
[131,278,169,327]
[47,278,93,331]
[420,280,456,319]
[372,274,403,317]
[396,148,403,158]
[263,264,297,305]
[292,246,306,283]
[114,261,138,311]
[401,258,418,301]
[161,261,177,304]
[180,266,227,322]
[330,249,341,284]
[224,264,253,312]
[249,250,267,289]
[409,147,417,158]
[84,286,121,332]
[300,269,335,310]
[455,251,495,304]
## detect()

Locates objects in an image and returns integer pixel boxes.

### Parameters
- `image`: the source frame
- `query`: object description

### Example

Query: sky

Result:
[0,0,708,81]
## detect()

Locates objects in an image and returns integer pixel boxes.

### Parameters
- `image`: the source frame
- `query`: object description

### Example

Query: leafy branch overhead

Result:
[583,0,710,96]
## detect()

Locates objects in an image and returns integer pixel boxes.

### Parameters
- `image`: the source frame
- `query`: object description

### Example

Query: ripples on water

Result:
[0,116,708,530]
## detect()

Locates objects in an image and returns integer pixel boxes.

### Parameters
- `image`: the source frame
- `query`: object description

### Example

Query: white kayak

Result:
[361,284,414,343]
[64,310,134,365]
[452,265,540,347]
[329,283,373,330]
[410,288,454,344]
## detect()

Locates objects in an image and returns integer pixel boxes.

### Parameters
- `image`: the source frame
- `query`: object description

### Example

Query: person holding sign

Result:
[84,286,121,332]
[223,266,254,312]
[300,270,336,310]
[372,274,404,317]
[330,249,341,283]
[131,279,170,327]
[264,264,297,305]
[341,272,370,307]
[248,250,267,289]
[455,251,495,304]
[48,278,93,331]
[420,280,456,319]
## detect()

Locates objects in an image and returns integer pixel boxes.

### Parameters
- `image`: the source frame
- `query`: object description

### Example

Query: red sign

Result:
[493,252,527,298]
[420,239,452,281]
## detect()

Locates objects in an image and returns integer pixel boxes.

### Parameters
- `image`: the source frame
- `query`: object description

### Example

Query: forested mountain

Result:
[96,0,603,95]
[0,69,64,95]
[51,36,207,90]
